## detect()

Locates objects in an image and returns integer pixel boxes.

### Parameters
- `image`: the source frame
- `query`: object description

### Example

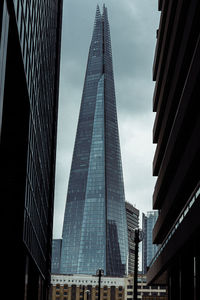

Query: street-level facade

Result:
[0,0,63,298]
[125,275,167,300]
[51,274,168,300]
[51,274,125,300]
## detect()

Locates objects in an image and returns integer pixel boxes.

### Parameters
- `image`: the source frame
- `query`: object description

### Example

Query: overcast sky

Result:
[53,0,160,240]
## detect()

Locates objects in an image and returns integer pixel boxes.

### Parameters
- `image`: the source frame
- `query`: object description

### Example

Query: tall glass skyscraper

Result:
[60,5,128,276]
[142,211,159,274]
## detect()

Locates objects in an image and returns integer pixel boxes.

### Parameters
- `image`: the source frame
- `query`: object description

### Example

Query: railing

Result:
[149,181,200,268]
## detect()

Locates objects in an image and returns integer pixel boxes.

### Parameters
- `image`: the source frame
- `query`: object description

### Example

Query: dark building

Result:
[142,211,158,274]
[125,202,139,275]
[147,0,200,299]
[0,0,63,299]
[52,239,62,274]
[60,5,128,276]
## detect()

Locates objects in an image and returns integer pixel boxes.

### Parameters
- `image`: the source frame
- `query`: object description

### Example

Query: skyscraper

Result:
[125,202,139,275]
[52,239,62,274]
[142,211,158,274]
[60,5,128,277]
[0,1,63,298]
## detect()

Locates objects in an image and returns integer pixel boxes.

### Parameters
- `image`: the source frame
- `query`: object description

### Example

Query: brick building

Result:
[51,274,125,300]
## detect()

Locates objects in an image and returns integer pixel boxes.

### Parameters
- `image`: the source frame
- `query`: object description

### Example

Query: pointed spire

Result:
[102,4,112,56]
[95,4,101,20]
[93,4,102,28]
[102,3,107,19]
[96,4,100,13]
[91,4,103,43]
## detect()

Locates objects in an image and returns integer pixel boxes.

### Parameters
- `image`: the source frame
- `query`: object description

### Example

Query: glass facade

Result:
[60,5,128,276]
[125,202,139,274]
[52,239,62,274]
[142,211,159,274]
[0,0,63,298]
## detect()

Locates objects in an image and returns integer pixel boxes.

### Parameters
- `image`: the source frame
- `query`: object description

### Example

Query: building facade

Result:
[60,5,128,277]
[51,274,167,300]
[142,211,158,274]
[125,275,167,300]
[125,202,139,275]
[51,274,125,300]
[147,1,200,299]
[52,239,63,274]
[0,0,63,299]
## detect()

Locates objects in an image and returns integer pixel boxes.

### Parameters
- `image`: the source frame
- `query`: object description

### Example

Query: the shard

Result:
[60,5,128,276]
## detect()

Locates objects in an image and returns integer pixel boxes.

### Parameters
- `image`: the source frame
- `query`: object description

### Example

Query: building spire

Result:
[91,4,103,42]
[95,4,101,19]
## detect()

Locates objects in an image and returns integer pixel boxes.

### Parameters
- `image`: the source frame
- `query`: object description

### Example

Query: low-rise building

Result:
[125,275,167,300]
[51,274,125,300]
[51,274,168,300]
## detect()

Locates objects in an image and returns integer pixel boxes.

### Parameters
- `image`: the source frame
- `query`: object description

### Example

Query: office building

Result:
[142,211,158,274]
[0,0,63,298]
[51,274,125,300]
[125,275,167,300]
[125,202,139,275]
[60,5,128,276]
[147,1,200,299]
[52,239,62,274]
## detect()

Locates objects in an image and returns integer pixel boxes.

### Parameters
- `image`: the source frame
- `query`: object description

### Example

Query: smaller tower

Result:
[51,239,62,274]
[142,211,158,274]
[125,202,139,274]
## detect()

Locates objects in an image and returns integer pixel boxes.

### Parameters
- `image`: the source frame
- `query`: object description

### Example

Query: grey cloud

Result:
[116,77,155,116]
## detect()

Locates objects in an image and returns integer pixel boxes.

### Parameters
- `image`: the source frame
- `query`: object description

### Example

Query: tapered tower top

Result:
[60,5,128,276]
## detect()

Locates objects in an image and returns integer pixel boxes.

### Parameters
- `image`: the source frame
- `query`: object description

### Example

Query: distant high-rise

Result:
[52,239,62,274]
[60,5,128,276]
[142,211,158,274]
[0,1,63,298]
[125,202,139,275]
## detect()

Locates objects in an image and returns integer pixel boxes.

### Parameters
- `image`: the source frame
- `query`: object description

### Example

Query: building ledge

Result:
[147,184,200,285]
